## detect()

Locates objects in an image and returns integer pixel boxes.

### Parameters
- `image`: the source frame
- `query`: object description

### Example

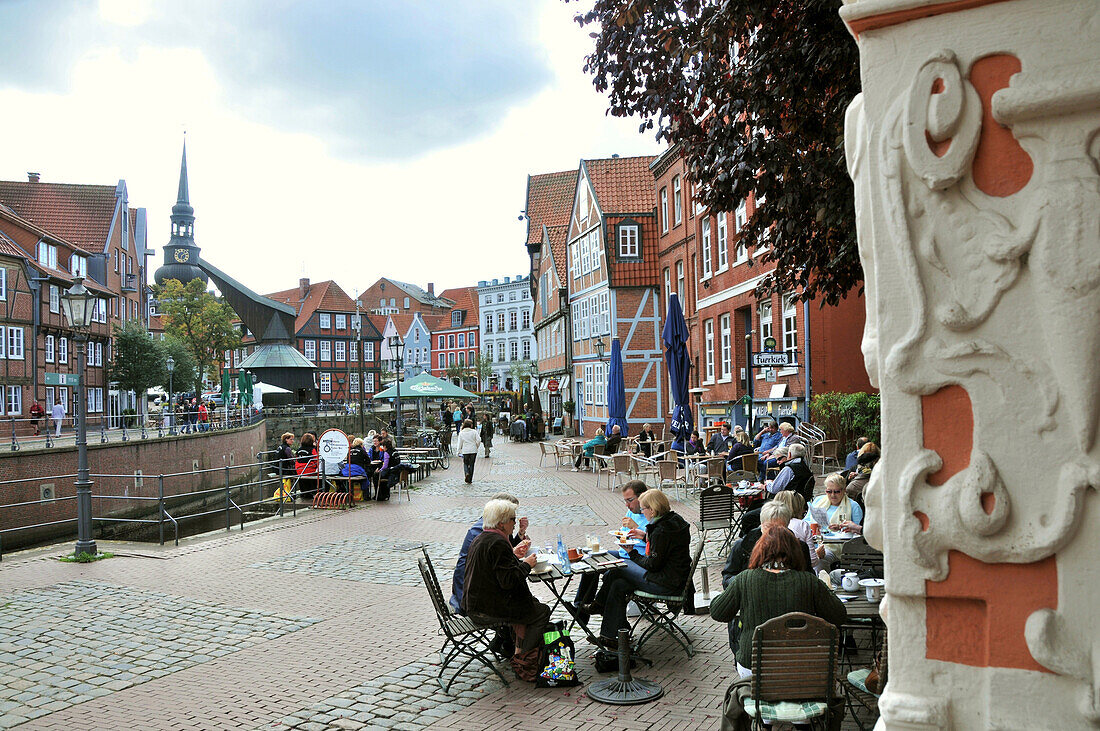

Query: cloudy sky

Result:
[0,0,661,296]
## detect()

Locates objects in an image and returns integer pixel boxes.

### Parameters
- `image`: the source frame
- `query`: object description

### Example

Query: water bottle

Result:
[556,533,571,575]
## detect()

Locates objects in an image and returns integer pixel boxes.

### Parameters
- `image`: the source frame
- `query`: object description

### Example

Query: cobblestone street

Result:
[0,439,752,730]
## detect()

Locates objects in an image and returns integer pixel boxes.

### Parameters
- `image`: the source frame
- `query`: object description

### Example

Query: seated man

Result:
[463,499,549,680]
[753,421,782,479]
[845,436,870,474]
[768,443,815,504]
[579,490,692,649]
[706,423,735,457]
[757,421,798,480]
[604,424,624,454]
[573,481,649,606]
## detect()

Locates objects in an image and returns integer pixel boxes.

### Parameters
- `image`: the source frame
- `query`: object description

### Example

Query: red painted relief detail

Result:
[968,54,1032,197]
[921,385,972,486]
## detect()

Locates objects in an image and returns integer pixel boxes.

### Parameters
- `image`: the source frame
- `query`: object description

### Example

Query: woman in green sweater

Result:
[710,525,848,678]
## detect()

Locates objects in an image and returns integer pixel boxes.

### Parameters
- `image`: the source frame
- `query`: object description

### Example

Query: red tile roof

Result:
[526,170,576,246]
[583,155,658,214]
[420,313,449,333]
[0,179,119,252]
[0,232,27,260]
[386,313,417,337]
[264,279,359,334]
[545,224,570,283]
[607,214,661,288]
[436,286,479,332]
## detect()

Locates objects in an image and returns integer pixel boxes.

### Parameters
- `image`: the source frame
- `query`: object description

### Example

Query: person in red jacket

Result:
[294,432,319,499]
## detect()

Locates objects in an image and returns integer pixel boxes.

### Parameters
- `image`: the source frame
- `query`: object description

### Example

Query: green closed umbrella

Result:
[237,370,253,407]
[221,370,231,402]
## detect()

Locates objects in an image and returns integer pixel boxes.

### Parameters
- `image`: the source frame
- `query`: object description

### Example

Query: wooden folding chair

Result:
[746,612,839,730]
[629,540,705,658]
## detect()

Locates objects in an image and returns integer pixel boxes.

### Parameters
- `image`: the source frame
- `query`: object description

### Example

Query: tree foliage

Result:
[569,0,861,304]
[158,336,198,394]
[810,391,880,452]
[472,353,494,389]
[108,321,164,402]
[155,278,241,394]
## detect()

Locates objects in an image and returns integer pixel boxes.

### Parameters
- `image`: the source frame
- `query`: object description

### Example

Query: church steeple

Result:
[154,137,207,287]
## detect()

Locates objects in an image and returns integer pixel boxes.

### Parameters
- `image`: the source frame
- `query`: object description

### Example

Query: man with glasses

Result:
[573,480,649,607]
[767,443,815,504]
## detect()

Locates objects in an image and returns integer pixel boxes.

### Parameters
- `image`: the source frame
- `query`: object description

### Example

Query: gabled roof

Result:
[0,201,96,256]
[379,278,454,308]
[583,155,659,214]
[0,231,28,260]
[544,224,569,283]
[526,170,576,246]
[0,179,120,252]
[264,279,367,335]
[420,313,449,333]
[436,286,479,331]
[385,313,417,337]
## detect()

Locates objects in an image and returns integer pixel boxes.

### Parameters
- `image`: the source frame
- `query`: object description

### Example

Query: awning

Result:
[372,372,479,400]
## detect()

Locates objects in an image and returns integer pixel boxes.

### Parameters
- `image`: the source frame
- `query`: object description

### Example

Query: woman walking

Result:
[457,418,482,484]
[480,413,494,458]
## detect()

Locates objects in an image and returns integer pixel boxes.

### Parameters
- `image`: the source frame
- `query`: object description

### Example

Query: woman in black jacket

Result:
[479,414,494,458]
[275,432,296,497]
[582,489,692,648]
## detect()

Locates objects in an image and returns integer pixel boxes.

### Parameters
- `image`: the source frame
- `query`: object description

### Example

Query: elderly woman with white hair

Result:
[806,473,865,570]
[462,499,550,680]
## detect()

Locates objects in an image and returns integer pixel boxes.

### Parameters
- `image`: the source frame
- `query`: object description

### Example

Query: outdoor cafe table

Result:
[526,550,626,645]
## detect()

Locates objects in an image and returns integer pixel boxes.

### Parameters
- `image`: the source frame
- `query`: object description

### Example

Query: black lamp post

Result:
[166,355,176,435]
[389,334,405,446]
[59,276,97,557]
[353,307,365,435]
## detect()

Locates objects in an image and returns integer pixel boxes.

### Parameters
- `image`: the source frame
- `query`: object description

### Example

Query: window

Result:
[439,353,446,368]
[45,335,54,363]
[701,217,712,278]
[468,349,475,363]
[7,327,23,359]
[672,175,682,225]
[362,372,373,392]
[126,255,132,275]
[389,298,396,307]
[379,297,385,307]
[497,313,505,332]
[522,340,531,360]
[364,342,374,361]
[676,261,685,301]
[759,300,773,345]
[704,319,715,382]
[37,242,58,269]
[96,342,103,366]
[720,314,731,380]
[335,314,346,330]
[45,386,54,407]
[485,313,493,333]
[618,224,639,258]
[319,313,331,329]
[716,212,728,270]
[457,333,465,348]
[458,351,465,366]
[663,268,671,306]
[497,293,504,303]
[59,337,67,363]
[570,242,579,280]
[584,363,593,404]
[350,372,359,393]
[113,250,119,272]
[451,311,462,327]
[70,253,86,277]
[522,310,530,329]
[304,340,316,362]
[660,188,669,233]
[448,352,455,366]
[98,299,108,323]
[735,200,748,233]
[578,181,589,222]
[335,341,346,362]
[403,297,410,309]
[579,299,590,339]
[590,230,602,272]
[540,273,548,315]
[6,385,21,415]
[580,235,591,273]
[349,341,357,361]
[509,311,517,331]
[437,335,444,349]
[782,294,798,357]
[497,342,505,361]
[509,291,517,301]
[0,268,5,301]
[468,331,475,346]
[320,373,331,394]
[319,341,331,361]
[448,334,455,349]
[599,291,610,335]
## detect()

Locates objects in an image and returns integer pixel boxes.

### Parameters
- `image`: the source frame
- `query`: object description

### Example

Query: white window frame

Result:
[618,224,639,258]
[45,335,55,363]
[509,341,518,361]
[716,212,728,271]
[580,299,590,339]
[7,385,22,415]
[485,313,493,333]
[497,342,505,361]
[439,353,446,369]
[50,285,61,313]
[584,363,594,404]
[663,267,671,306]
[522,340,531,360]
[0,268,6,301]
[782,294,798,357]
[364,342,374,361]
[590,230,601,272]
[335,341,346,362]
[7,327,23,359]
[672,175,682,225]
[660,188,669,233]
[59,337,68,363]
[735,200,748,233]
[719,314,732,381]
[704,319,715,383]
[350,372,359,393]
[319,372,331,395]
[700,217,712,278]
[319,313,331,329]
[335,314,346,330]
[759,301,773,346]
[349,341,357,361]
[599,291,610,335]
[303,340,317,363]
[365,373,375,392]
[319,340,331,362]
[522,309,531,330]
[676,261,685,301]
[581,235,591,274]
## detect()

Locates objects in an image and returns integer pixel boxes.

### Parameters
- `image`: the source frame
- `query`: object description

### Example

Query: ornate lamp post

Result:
[59,277,97,557]
[389,334,405,446]
[594,336,607,362]
[166,355,176,435]
[353,306,365,435]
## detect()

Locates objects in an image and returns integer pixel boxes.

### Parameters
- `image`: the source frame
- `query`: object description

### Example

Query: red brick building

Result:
[525,169,576,425]
[431,286,480,390]
[357,278,453,318]
[651,145,872,432]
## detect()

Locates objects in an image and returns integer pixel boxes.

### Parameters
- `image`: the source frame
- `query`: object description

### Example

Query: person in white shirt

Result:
[50,401,65,438]
[456,419,482,484]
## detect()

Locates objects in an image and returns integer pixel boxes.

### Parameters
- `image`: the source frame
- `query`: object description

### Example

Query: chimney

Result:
[427,283,435,295]
[299,277,309,300]
[611,154,620,159]
[27,172,40,183]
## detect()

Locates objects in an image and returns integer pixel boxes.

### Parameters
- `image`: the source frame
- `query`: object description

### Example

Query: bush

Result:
[810,392,881,454]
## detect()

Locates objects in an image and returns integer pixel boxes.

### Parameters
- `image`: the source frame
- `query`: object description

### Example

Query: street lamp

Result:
[593,336,607,362]
[59,276,97,557]
[389,334,405,447]
[166,355,176,435]
[353,307,365,435]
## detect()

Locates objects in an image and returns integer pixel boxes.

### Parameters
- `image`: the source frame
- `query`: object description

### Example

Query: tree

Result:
[569,0,861,305]
[158,336,197,395]
[155,278,242,394]
[107,321,165,410]
[508,360,535,390]
[445,361,466,385]
[472,353,494,391]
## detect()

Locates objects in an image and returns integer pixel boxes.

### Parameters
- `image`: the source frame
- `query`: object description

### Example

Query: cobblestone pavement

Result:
[0,438,856,730]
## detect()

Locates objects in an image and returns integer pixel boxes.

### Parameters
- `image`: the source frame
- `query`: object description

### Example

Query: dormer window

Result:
[70,253,87,278]
[618,221,640,258]
[451,310,462,327]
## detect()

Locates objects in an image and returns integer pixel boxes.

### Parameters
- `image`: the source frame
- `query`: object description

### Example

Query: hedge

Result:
[810,392,881,454]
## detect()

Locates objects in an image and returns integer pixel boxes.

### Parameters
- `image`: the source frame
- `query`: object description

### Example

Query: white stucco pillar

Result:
[841,0,1100,727]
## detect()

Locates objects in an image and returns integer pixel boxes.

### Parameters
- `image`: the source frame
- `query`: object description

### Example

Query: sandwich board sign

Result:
[318,429,350,475]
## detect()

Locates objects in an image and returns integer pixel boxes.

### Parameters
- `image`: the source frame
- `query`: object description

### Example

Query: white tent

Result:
[253,381,291,408]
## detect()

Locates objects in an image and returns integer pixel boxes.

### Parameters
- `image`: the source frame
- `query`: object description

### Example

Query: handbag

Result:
[535,621,579,688]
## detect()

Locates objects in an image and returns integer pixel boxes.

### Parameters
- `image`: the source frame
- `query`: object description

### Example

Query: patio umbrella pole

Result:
[586,629,664,705]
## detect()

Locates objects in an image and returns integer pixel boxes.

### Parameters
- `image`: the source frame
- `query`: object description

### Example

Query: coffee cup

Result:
[859,578,885,602]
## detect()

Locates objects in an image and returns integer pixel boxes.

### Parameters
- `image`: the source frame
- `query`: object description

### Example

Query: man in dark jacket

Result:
[604,424,624,454]
[581,489,692,648]
[767,443,816,504]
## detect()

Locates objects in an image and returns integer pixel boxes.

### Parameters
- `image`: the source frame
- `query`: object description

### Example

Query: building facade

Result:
[477,275,535,392]
[357,278,453,318]
[432,287,480,391]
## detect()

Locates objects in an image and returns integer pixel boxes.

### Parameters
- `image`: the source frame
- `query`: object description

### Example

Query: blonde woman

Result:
[773,489,825,573]
[807,473,864,530]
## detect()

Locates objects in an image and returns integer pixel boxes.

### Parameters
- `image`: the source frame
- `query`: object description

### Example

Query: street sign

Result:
[318,428,350,473]
[765,368,777,382]
[44,372,79,386]
[547,378,559,392]
[752,351,797,367]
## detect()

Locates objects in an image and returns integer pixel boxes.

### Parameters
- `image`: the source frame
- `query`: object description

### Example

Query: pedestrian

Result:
[197,401,209,432]
[29,400,44,436]
[457,418,481,484]
[275,432,295,499]
[51,400,65,438]
[295,433,319,500]
[479,413,494,458]
[452,403,463,436]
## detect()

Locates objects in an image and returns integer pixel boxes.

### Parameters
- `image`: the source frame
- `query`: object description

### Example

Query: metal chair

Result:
[631,454,660,487]
[812,439,841,475]
[837,536,884,578]
[629,539,706,658]
[843,635,886,730]
[597,453,632,490]
[746,612,839,730]
[657,460,687,501]
[728,452,758,475]
[538,441,556,467]
[417,556,510,693]
[697,456,726,491]
[697,484,738,558]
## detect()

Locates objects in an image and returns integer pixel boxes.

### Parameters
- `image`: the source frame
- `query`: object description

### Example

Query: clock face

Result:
[173,249,188,263]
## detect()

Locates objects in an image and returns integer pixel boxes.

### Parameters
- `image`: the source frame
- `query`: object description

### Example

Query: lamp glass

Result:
[166,356,175,373]
[60,277,95,331]
[594,337,606,359]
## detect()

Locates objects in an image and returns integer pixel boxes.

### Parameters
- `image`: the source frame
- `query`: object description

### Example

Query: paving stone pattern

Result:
[417,477,576,499]
[263,655,506,731]
[419,504,607,527]
[488,460,542,475]
[250,535,460,587]
[0,580,317,729]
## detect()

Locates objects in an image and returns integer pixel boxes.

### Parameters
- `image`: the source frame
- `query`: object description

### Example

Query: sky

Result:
[0,0,662,297]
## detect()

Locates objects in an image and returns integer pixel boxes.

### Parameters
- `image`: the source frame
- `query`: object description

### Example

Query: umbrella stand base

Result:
[586,629,664,706]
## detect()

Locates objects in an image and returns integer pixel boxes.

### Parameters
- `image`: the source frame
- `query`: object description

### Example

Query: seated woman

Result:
[375,438,400,501]
[294,433,319,499]
[685,429,703,455]
[710,525,848,679]
[806,473,865,569]
[340,437,371,499]
[772,490,825,573]
[462,498,550,680]
[725,429,755,471]
[572,427,607,471]
[580,489,692,648]
[634,423,656,457]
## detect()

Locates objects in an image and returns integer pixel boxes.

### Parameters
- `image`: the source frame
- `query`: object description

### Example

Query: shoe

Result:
[575,604,592,627]
[571,467,579,472]
[589,635,618,651]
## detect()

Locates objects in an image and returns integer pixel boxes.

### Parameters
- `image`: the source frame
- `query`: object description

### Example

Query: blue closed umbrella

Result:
[605,338,628,438]
[662,293,693,451]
